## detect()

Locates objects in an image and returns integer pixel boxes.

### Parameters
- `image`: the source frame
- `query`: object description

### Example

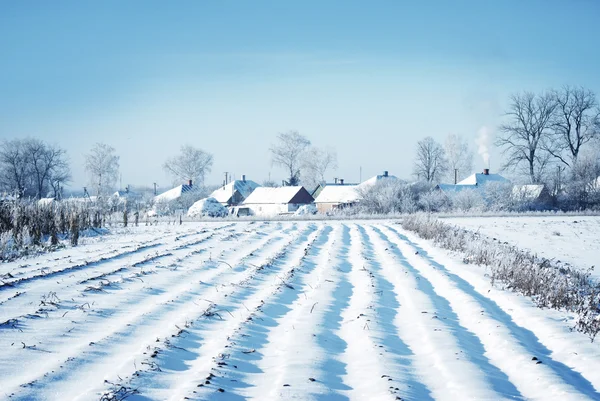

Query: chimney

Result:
[340,178,344,185]
[242,174,246,182]
[483,168,490,176]
[188,179,193,186]
[334,177,338,184]
[383,171,388,177]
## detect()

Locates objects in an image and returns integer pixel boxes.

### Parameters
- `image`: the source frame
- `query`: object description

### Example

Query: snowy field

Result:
[442,216,600,277]
[1,220,600,401]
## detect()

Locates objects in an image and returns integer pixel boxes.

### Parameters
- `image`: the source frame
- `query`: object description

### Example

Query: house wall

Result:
[316,202,336,213]
[244,203,288,216]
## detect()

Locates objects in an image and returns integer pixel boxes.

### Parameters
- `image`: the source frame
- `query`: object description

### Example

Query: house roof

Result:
[314,185,359,204]
[154,184,196,203]
[357,173,398,190]
[457,172,509,186]
[210,179,260,203]
[242,186,313,205]
[512,184,545,200]
[437,183,478,193]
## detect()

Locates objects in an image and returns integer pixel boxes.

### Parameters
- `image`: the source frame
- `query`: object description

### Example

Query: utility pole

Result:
[153,182,157,196]
[224,172,229,185]
[454,169,458,185]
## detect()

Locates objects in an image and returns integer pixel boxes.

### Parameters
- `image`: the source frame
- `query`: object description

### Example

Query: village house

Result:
[241,186,314,216]
[209,175,260,206]
[314,184,359,213]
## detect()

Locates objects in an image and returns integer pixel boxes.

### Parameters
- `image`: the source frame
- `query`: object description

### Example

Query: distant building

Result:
[512,184,552,208]
[437,169,509,194]
[209,175,260,206]
[314,185,359,213]
[242,186,314,216]
[456,169,509,186]
[311,178,358,199]
[154,180,197,204]
[357,171,398,190]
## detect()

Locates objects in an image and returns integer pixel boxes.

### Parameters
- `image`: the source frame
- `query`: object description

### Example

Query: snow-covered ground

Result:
[1,220,599,400]
[443,216,600,277]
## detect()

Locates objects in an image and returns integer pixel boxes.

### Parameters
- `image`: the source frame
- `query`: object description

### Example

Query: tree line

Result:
[0,140,215,199]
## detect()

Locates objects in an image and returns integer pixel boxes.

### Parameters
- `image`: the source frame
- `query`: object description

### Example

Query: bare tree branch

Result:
[413,137,448,183]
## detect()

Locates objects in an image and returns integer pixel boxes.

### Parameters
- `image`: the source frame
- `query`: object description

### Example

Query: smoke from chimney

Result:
[476,126,491,168]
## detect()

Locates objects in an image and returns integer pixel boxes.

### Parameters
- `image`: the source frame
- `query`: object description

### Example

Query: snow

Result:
[443,215,600,276]
[457,172,509,186]
[209,180,260,204]
[187,197,228,218]
[1,220,599,400]
[242,186,307,204]
[313,185,359,204]
[294,203,317,216]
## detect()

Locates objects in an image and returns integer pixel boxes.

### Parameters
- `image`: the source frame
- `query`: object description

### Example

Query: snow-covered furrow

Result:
[2,222,291,400]
[226,224,345,401]
[337,224,404,401]
[355,225,434,401]
[2,221,600,401]
[0,223,234,289]
[0,222,259,325]
[364,225,504,400]
[125,223,326,401]
[383,223,600,400]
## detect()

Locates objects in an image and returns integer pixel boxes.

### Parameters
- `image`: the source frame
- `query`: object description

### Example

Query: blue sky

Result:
[1,0,599,189]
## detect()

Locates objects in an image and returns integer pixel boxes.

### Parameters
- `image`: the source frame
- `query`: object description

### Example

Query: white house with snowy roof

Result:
[437,169,509,194]
[456,169,509,186]
[209,175,260,206]
[314,184,359,213]
[241,186,314,216]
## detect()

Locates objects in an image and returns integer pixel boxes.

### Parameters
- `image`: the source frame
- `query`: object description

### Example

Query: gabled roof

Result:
[242,186,313,205]
[210,180,260,204]
[457,173,508,186]
[154,184,196,203]
[314,185,359,204]
[512,184,546,200]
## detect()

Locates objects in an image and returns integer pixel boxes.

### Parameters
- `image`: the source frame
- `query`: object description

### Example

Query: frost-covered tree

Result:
[444,134,473,183]
[302,146,337,190]
[0,138,70,198]
[85,143,120,196]
[547,86,600,167]
[163,144,213,187]
[496,91,557,183]
[413,137,448,183]
[270,131,311,186]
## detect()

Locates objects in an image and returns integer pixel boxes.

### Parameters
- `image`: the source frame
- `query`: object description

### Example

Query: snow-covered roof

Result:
[242,186,310,205]
[314,185,359,204]
[154,184,196,203]
[357,173,398,190]
[512,184,545,200]
[457,172,509,186]
[437,184,477,193]
[112,190,140,198]
[210,180,260,204]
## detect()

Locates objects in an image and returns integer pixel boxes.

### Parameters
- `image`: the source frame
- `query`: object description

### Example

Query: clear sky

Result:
[1,0,599,190]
